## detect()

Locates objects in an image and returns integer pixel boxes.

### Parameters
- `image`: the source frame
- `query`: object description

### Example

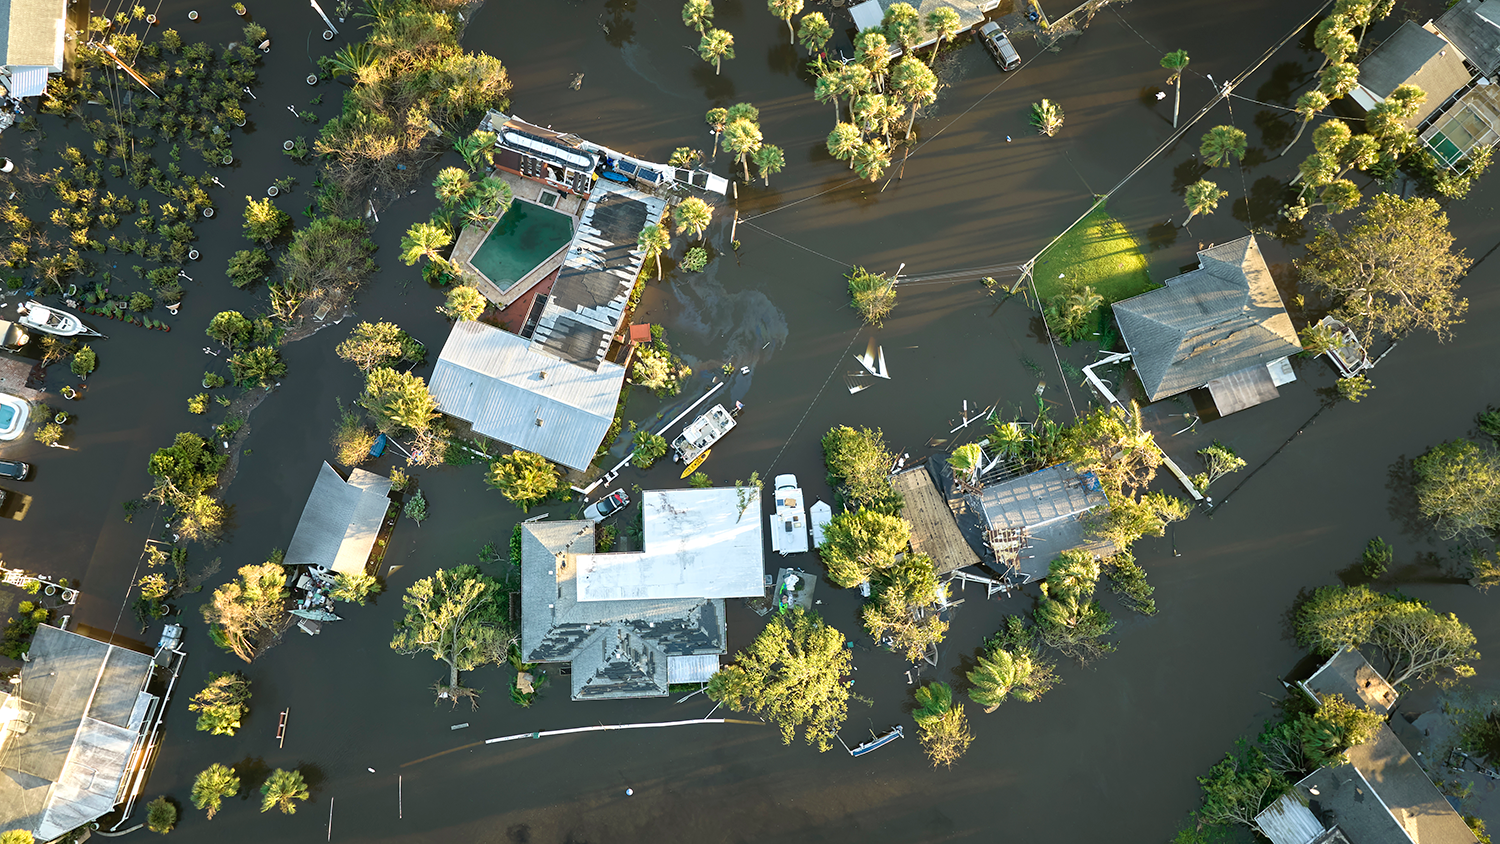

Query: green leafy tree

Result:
[260,769,309,814]
[336,321,406,372]
[191,764,238,820]
[189,672,251,736]
[1297,194,1470,346]
[706,107,729,157]
[485,451,560,511]
[229,346,286,388]
[146,796,177,834]
[1182,179,1227,225]
[752,144,785,186]
[226,248,271,289]
[968,618,1059,711]
[855,30,893,90]
[242,196,290,244]
[682,0,713,33]
[672,197,713,239]
[1044,286,1103,343]
[206,311,252,350]
[1195,442,1246,489]
[1034,550,1115,663]
[360,367,439,434]
[1200,125,1247,167]
[797,12,833,55]
[147,431,227,507]
[707,608,853,751]
[404,490,428,525]
[278,216,378,302]
[821,425,898,510]
[331,401,376,467]
[861,553,948,660]
[769,0,803,44]
[1279,90,1331,157]
[0,830,33,844]
[1161,49,1190,127]
[70,345,97,378]
[1295,584,1394,655]
[1294,584,1478,686]
[1197,745,1289,830]
[637,223,670,280]
[439,285,487,321]
[817,509,911,587]
[1414,439,1500,540]
[912,681,972,767]
[925,7,961,60]
[1336,374,1373,403]
[390,565,514,701]
[201,560,288,663]
[699,28,735,75]
[331,571,380,605]
[881,2,923,54]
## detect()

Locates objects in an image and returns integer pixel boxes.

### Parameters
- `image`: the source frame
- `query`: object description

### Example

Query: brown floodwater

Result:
[5,0,1500,841]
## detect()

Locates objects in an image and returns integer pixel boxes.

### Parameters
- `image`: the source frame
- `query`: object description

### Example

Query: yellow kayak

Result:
[680,449,710,478]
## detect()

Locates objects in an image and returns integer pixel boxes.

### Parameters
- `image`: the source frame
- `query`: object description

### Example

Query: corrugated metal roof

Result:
[283,462,392,574]
[1254,793,1326,844]
[430,320,625,471]
[1,0,67,71]
[1113,236,1300,401]
[668,654,720,684]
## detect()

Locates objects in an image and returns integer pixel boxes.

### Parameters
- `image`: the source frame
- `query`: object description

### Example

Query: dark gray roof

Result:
[283,462,392,574]
[429,320,626,471]
[529,180,665,368]
[1301,648,1398,717]
[1293,766,1409,844]
[0,0,67,70]
[1113,236,1300,401]
[0,626,156,841]
[1437,0,1500,76]
[1206,363,1281,416]
[1358,21,1474,124]
[520,520,726,700]
[1345,726,1478,844]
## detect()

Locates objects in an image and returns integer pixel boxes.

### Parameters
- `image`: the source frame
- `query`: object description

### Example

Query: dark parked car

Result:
[0,460,30,481]
[977,22,1021,71]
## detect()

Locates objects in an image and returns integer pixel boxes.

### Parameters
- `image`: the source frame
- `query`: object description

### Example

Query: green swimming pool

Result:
[469,201,574,292]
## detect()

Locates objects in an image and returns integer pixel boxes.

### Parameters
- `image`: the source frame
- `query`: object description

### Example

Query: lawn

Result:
[1032,201,1155,308]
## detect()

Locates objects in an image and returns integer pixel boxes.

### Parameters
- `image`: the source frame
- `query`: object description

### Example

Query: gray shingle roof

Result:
[429,319,625,471]
[520,520,726,700]
[530,180,665,368]
[1358,21,1475,125]
[0,0,67,71]
[283,462,393,575]
[1301,648,1398,716]
[0,626,156,841]
[1113,235,1300,401]
[1437,0,1500,76]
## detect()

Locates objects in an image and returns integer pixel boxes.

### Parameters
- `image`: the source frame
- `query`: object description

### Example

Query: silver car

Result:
[977,22,1021,71]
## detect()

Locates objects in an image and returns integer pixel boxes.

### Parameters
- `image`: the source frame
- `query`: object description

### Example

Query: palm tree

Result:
[855,30,892,92]
[260,768,309,815]
[752,144,785,186]
[1199,125,1247,167]
[882,2,923,56]
[924,7,961,64]
[726,102,760,124]
[1181,179,1227,226]
[699,28,735,75]
[471,176,514,216]
[1278,89,1329,158]
[853,138,891,182]
[815,71,842,124]
[797,12,832,55]
[768,0,802,45]
[1030,99,1064,137]
[637,224,670,280]
[966,646,1056,711]
[1319,61,1359,100]
[432,166,472,206]
[400,221,452,266]
[835,64,873,112]
[705,107,728,157]
[672,196,713,238]
[191,763,240,819]
[889,56,937,140]
[324,42,376,80]
[1160,49,1189,128]
[682,0,713,33]
[827,122,862,169]
[723,117,763,182]
[1315,14,1356,63]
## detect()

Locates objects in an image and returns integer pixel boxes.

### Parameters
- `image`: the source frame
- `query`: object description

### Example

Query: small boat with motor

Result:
[671,403,736,465]
[17,301,105,338]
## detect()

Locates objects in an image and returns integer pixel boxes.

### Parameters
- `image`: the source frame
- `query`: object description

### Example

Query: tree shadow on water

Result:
[600,0,635,48]
[1255,109,1293,152]
[297,762,327,802]
[1385,455,1429,540]
[1170,157,1210,196]
[1145,220,1178,252]
[689,64,736,103]
[766,42,799,76]
[232,756,272,799]
[1255,61,1310,107]
[1232,175,1289,230]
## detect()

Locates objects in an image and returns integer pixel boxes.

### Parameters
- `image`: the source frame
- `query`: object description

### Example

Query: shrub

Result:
[682,246,709,272]
[146,796,177,834]
[846,266,895,325]
[187,393,209,414]
[226,248,270,288]
[330,401,376,466]
[485,451,559,511]
[630,429,668,469]
[71,345,98,377]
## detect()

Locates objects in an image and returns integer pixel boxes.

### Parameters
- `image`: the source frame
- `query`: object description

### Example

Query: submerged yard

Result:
[1032,201,1155,342]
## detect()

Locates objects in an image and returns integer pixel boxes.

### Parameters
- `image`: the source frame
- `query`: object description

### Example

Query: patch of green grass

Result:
[1033,200,1155,309]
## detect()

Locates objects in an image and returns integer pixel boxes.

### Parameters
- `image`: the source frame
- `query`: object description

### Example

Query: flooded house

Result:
[1112,235,1302,418]
[1255,648,1478,844]
[520,488,764,700]
[1,0,68,101]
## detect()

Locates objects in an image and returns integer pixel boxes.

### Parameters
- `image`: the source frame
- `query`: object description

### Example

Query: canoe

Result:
[680,448,709,479]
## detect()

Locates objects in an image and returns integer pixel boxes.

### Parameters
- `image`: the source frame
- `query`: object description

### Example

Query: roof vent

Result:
[538,370,547,379]
[535,417,544,426]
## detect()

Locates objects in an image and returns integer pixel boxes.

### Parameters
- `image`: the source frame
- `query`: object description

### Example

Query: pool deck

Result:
[452,172,586,308]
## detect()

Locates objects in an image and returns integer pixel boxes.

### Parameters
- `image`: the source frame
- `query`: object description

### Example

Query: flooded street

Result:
[5,0,1500,840]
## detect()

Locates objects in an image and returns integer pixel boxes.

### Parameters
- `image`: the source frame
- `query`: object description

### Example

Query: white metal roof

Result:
[667,654,720,685]
[429,320,625,471]
[283,463,393,575]
[575,488,765,601]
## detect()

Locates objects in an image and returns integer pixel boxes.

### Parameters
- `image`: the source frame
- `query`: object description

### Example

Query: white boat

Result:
[769,474,809,555]
[854,337,890,379]
[671,403,736,464]
[17,302,104,338]
[810,500,832,548]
